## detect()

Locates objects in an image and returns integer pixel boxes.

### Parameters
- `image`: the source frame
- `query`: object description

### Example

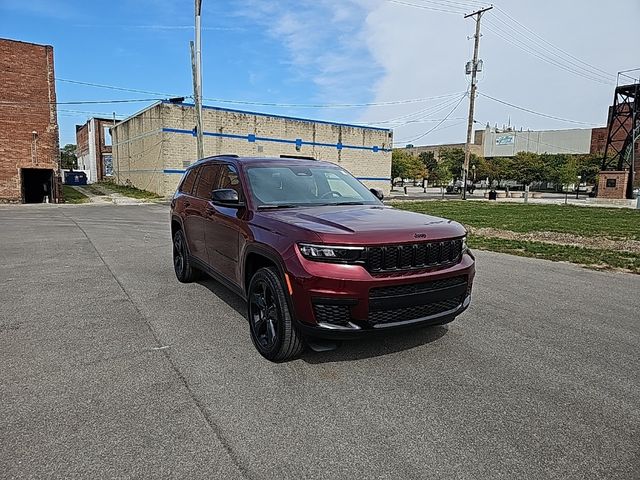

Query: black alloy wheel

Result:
[172,229,199,283]
[247,267,304,361]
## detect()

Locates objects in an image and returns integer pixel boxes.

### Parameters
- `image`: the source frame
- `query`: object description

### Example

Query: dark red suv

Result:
[170,155,475,361]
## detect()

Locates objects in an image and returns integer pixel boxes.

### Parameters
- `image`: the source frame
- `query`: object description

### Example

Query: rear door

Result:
[188,164,221,263]
[179,167,204,258]
[203,164,246,284]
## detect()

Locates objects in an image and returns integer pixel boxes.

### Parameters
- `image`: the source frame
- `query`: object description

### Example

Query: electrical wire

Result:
[395,92,468,144]
[483,21,614,86]
[0,98,163,106]
[478,92,600,126]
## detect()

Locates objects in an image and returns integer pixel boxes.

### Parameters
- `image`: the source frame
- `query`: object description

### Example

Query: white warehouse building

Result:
[111,101,393,197]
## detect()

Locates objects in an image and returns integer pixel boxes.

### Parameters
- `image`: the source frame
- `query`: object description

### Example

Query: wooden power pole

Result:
[462,6,492,200]
[191,0,204,161]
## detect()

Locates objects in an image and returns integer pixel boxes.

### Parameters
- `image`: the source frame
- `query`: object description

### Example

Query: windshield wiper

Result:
[333,201,365,205]
[257,204,299,210]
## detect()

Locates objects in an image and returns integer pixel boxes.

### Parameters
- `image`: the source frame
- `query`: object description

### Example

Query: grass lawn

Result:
[395,201,640,273]
[396,201,640,240]
[62,185,90,204]
[94,182,162,200]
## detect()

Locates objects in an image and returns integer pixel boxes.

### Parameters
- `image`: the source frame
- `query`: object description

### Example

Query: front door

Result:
[203,164,245,284]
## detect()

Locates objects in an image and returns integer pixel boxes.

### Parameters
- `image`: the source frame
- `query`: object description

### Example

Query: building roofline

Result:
[113,101,163,127]
[162,100,392,133]
[0,37,53,49]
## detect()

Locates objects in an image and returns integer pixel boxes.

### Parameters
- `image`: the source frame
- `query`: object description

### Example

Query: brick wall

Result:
[597,171,628,199]
[113,102,392,197]
[0,38,59,201]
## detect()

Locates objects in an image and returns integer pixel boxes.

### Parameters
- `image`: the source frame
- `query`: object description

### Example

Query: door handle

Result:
[205,207,215,216]
[184,200,191,208]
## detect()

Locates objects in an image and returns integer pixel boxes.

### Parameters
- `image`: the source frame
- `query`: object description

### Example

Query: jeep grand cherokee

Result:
[170,155,475,361]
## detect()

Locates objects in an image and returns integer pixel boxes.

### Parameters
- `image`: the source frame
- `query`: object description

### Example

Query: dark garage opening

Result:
[21,168,53,204]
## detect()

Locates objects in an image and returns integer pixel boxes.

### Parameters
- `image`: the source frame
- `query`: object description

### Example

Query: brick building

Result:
[112,101,392,197]
[0,38,60,203]
[75,117,116,183]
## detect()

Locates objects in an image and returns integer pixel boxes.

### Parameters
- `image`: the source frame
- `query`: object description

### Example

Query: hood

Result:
[256,205,466,245]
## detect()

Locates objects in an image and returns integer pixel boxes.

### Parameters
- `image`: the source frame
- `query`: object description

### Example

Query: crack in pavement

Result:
[60,209,254,480]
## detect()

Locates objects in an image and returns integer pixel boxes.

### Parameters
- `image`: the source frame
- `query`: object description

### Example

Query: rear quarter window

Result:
[179,168,198,194]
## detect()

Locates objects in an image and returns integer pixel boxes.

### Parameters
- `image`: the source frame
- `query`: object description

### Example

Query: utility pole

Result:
[191,0,204,161]
[462,5,492,200]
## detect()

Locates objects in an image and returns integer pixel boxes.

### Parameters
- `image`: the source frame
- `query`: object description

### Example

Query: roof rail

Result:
[212,154,239,158]
[279,154,316,160]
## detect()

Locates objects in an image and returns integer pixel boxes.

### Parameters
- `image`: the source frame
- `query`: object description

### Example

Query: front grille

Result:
[368,297,462,325]
[313,304,351,326]
[366,239,463,273]
[370,276,467,299]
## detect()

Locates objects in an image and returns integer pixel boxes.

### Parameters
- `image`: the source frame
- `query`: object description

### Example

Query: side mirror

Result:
[211,188,244,207]
[370,188,384,201]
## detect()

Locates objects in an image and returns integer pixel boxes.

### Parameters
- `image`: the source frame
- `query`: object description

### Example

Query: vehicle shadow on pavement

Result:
[197,277,450,363]
[300,325,449,363]
[197,278,247,319]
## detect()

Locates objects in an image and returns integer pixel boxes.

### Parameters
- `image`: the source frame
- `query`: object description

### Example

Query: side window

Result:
[180,168,198,195]
[217,164,244,199]
[194,164,222,199]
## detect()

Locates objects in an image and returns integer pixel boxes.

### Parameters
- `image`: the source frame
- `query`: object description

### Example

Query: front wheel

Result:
[247,267,304,362]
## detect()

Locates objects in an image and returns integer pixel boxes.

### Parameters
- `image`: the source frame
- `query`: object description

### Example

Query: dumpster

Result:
[64,170,87,186]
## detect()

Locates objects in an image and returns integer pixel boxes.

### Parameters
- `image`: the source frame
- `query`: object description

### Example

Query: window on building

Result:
[606,178,617,188]
[103,126,112,146]
[194,164,222,199]
[103,155,113,176]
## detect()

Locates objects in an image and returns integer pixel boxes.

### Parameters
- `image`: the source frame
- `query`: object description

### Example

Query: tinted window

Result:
[217,165,244,200]
[180,168,198,194]
[246,165,379,207]
[194,164,222,199]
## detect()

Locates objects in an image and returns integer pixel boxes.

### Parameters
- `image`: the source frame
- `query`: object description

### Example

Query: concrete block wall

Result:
[112,104,165,195]
[114,102,392,197]
[0,39,59,201]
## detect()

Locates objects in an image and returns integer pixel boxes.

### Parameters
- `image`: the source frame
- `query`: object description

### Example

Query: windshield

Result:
[246,165,381,208]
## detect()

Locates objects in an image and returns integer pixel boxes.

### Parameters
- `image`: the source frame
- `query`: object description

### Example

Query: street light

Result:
[576,175,582,199]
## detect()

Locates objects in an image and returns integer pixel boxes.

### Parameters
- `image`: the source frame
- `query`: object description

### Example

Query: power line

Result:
[483,20,614,86]
[478,92,600,126]
[493,6,615,81]
[56,78,178,97]
[0,98,163,106]
[396,92,468,144]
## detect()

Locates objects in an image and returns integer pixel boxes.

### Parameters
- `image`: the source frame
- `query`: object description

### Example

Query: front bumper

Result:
[284,247,476,339]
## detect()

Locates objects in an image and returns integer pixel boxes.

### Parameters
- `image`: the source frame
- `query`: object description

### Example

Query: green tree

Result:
[391,150,411,182]
[558,157,579,190]
[392,150,426,184]
[509,151,547,187]
[418,151,437,177]
[60,144,77,169]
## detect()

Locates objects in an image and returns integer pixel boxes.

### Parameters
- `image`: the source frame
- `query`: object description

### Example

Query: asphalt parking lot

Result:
[1,203,639,479]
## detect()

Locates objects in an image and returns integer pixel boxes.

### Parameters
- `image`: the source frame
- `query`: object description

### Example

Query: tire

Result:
[172,229,200,283]
[247,267,304,362]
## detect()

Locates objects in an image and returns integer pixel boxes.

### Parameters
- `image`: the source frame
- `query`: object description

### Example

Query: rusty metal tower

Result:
[601,82,639,199]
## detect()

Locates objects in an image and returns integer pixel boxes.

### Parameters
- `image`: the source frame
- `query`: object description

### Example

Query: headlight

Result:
[298,243,365,263]
[462,235,468,253]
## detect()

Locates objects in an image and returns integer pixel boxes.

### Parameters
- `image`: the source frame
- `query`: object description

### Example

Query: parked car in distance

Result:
[170,155,475,361]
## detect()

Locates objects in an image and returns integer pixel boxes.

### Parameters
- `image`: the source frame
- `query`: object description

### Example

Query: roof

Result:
[188,155,335,169]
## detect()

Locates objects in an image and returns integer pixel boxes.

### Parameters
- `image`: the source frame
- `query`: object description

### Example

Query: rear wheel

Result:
[248,267,304,361]
[173,229,199,283]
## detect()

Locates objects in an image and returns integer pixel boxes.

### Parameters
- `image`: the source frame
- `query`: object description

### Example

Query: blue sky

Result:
[1,0,638,147]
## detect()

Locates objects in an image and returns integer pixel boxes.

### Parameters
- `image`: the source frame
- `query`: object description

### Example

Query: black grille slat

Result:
[368,297,462,325]
[365,239,463,273]
[369,276,466,298]
[313,304,351,326]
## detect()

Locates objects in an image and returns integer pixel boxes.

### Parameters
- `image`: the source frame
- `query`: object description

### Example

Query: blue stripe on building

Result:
[162,168,389,181]
[160,127,391,153]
